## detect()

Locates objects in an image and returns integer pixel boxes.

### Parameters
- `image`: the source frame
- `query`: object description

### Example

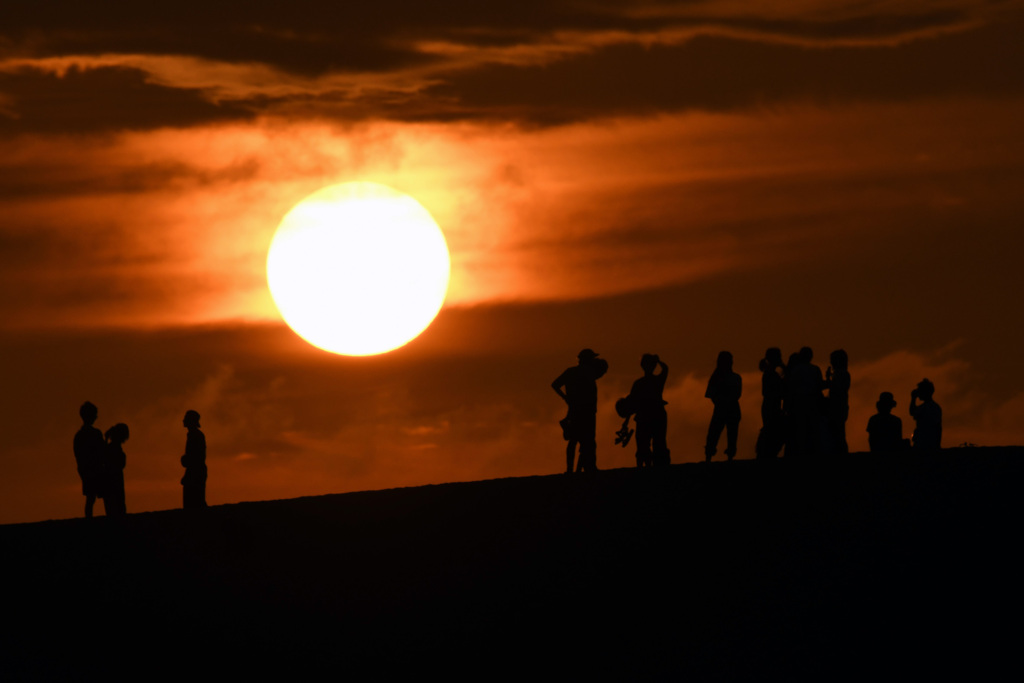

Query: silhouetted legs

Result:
[705,409,739,462]
[103,474,126,517]
[566,440,577,473]
[827,410,849,455]
[183,473,207,510]
[635,410,668,467]
[574,412,598,472]
[756,405,785,459]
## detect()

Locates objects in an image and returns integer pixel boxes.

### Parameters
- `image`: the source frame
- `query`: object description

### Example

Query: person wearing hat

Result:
[867,391,903,452]
[909,379,942,451]
[180,410,207,509]
[552,348,609,473]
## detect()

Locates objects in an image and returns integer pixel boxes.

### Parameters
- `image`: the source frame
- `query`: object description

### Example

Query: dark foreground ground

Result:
[3,448,1023,680]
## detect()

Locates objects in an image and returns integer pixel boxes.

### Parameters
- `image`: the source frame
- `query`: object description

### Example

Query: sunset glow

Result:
[2,1,1024,525]
[267,182,451,355]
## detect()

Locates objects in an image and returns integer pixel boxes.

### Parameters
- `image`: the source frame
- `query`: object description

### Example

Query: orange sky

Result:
[2,0,1024,524]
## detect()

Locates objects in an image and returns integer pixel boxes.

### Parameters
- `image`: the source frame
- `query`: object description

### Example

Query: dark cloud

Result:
[1,2,1020,130]
[0,2,986,71]
[1,1,624,75]
[0,65,253,134]
[426,18,1024,124]
[0,156,260,199]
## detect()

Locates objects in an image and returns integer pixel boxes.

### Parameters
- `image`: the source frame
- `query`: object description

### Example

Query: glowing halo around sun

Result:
[266,182,451,356]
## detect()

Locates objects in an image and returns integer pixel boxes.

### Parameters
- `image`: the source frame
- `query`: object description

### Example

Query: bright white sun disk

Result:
[267,182,451,355]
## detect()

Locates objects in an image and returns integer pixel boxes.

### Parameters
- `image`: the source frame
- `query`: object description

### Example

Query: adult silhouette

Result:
[704,351,742,462]
[73,401,105,518]
[552,349,608,473]
[784,347,825,459]
[909,379,942,451]
[102,423,129,517]
[624,354,670,468]
[867,391,903,452]
[824,349,851,455]
[755,348,786,460]
[180,410,208,509]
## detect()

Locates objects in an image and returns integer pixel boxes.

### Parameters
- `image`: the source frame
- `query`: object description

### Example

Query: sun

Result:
[267,182,451,356]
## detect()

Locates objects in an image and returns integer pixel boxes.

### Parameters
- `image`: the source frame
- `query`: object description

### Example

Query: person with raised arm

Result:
[552,349,608,473]
[624,354,670,468]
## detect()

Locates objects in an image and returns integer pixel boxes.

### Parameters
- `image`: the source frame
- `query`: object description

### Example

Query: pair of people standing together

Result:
[73,402,208,517]
[552,349,670,473]
[72,402,128,518]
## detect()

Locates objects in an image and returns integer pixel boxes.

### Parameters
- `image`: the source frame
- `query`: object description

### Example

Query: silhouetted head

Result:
[916,378,935,400]
[577,348,599,364]
[799,347,814,363]
[183,410,201,429]
[877,391,897,414]
[764,348,783,368]
[830,349,848,371]
[788,352,803,368]
[79,401,98,425]
[105,423,129,444]
[640,353,658,374]
[716,351,733,372]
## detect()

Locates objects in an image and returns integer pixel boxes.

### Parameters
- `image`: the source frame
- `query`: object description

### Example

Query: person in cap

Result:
[180,410,207,509]
[909,379,942,451]
[552,349,608,473]
[867,391,903,452]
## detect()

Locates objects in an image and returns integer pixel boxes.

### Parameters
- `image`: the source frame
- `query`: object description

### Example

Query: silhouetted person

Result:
[867,391,904,452]
[625,354,670,468]
[909,378,942,451]
[784,346,825,459]
[704,351,741,462]
[73,401,105,518]
[552,349,608,473]
[102,423,129,517]
[180,410,207,510]
[824,349,851,455]
[755,348,786,460]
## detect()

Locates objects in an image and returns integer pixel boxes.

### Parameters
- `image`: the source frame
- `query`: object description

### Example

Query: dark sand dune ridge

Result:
[2,448,1022,680]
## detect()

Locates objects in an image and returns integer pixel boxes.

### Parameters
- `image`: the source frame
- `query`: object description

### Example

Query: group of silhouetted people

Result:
[552,346,944,471]
[865,378,943,453]
[752,346,851,461]
[73,402,208,518]
[553,349,671,473]
[753,346,942,460]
